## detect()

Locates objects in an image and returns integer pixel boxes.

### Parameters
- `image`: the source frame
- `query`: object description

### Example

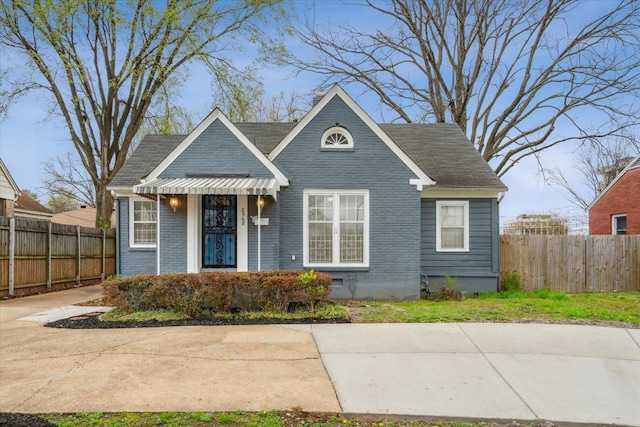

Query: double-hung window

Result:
[129,198,157,247]
[304,190,369,267]
[436,200,469,252]
[612,214,627,235]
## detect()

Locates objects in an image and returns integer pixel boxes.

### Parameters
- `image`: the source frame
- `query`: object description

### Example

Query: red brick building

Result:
[588,155,640,235]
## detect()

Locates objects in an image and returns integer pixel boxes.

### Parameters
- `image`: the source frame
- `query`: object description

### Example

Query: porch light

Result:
[169,196,179,212]
[256,197,266,209]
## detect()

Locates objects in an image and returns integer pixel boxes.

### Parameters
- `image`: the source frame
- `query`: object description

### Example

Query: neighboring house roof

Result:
[14,193,54,220]
[0,157,20,200]
[587,153,640,211]
[52,207,114,228]
[109,88,506,193]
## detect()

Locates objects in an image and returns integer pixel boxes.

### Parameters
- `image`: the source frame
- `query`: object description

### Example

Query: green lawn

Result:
[342,290,640,325]
[44,410,549,427]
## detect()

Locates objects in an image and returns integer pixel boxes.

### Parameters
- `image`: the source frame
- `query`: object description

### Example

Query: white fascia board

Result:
[586,153,640,212]
[110,188,136,198]
[269,85,436,190]
[421,187,505,198]
[145,108,289,187]
[14,209,54,220]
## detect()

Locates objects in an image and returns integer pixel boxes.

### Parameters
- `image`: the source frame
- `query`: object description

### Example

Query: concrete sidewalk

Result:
[1,286,639,426]
[311,323,640,426]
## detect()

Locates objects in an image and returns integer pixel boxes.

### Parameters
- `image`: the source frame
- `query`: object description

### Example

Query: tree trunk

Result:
[95,183,115,229]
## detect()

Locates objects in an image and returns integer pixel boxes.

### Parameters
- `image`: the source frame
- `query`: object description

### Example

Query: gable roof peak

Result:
[587,153,640,211]
[141,107,288,186]
[267,84,436,190]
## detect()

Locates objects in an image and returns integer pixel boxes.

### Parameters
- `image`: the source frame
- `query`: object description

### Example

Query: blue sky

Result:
[0,0,623,233]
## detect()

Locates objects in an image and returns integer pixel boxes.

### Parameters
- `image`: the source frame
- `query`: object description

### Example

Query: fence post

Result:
[101,228,105,281]
[47,222,52,291]
[8,218,15,296]
[76,225,81,285]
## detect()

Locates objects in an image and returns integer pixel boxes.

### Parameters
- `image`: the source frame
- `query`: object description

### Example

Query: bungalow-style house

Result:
[108,85,507,299]
[588,154,640,235]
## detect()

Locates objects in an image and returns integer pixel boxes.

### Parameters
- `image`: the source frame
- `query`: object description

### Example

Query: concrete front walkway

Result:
[1,285,639,426]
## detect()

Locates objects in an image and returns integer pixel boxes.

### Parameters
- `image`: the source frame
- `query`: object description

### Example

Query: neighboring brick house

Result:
[588,154,640,235]
[1,158,20,218]
[108,85,508,299]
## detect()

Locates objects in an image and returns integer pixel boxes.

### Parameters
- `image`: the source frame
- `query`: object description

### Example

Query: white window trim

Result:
[436,200,469,252]
[611,214,627,235]
[129,197,157,248]
[303,189,369,268]
[321,126,353,148]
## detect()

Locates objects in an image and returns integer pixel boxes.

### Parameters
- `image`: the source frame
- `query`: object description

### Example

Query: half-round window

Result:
[321,127,353,149]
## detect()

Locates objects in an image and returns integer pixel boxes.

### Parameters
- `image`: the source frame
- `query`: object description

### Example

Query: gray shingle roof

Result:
[234,123,295,154]
[380,123,507,190]
[109,135,185,188]
[109,123,506,191]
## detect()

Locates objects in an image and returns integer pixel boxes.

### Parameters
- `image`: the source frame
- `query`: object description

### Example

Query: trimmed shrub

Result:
[102,270,332,316]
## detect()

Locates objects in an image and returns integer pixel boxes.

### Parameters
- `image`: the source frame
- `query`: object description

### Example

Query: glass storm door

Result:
[202,195,237,268]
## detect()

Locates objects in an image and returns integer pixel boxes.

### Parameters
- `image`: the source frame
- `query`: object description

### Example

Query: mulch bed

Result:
[44,311,350,329]
[0,412,54,427]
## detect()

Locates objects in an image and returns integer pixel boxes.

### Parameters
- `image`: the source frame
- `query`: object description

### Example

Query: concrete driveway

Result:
[0,286,339,413]
[1,285,639,426]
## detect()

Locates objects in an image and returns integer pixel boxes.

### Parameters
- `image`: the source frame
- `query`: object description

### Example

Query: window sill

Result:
[304,265,369,272]
[320,147,355,152]
[129,246,156,251]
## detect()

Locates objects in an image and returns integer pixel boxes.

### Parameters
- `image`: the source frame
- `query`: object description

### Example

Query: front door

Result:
[202,195,237,268]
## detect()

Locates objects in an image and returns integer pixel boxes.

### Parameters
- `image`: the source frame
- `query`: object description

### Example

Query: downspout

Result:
[114,195,120,276]
[257,194,262,271]
[156,196,161,275]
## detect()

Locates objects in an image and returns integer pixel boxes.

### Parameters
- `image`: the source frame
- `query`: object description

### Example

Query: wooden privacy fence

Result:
[0,217,116,297]
[500,235,640,292]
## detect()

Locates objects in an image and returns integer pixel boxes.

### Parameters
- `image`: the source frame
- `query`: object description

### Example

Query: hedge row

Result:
[102,270,332,316]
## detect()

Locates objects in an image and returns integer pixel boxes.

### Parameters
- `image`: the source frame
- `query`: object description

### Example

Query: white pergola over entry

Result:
[133,177,280,199]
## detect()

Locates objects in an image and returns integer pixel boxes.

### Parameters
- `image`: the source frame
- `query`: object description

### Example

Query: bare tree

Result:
[291,0,640,177]
[214,87,308,122]
[129,82,196,155]
[0,0,285,227]
[549,138,638,210]
[42,152,95,210]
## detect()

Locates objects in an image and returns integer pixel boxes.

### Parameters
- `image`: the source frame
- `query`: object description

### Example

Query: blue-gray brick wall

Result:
[420,198,500,292]
[159,195,187,273]
[117,197,156,277]
[273,96,422,299]
[160,120,274,178]
[248,196,280,271]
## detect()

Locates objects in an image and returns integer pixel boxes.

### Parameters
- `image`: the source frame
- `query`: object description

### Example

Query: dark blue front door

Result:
[202,195,237,268]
